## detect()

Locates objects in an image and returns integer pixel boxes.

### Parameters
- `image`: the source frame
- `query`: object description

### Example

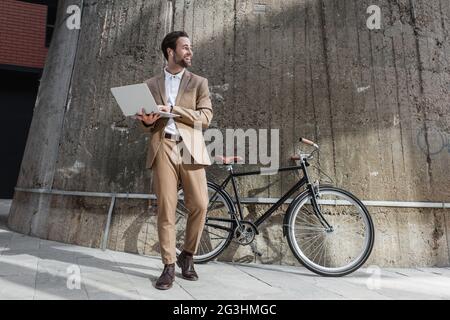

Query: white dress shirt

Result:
[164,67,184,137]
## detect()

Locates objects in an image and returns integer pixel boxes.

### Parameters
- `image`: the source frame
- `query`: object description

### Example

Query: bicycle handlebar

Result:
[299,137,319,149]
[291,138,320,162]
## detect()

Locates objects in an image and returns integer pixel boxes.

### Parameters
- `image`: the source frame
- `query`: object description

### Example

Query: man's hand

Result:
[135,108,161,125]
[158,105,171,113]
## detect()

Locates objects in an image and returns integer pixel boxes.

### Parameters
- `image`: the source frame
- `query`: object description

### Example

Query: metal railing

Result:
[14,187,450,251]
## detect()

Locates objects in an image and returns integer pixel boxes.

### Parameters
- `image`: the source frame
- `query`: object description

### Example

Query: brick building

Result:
[0,0,57,198]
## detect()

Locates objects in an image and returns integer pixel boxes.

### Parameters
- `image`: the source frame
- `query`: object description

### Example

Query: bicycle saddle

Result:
[214,156,244,164]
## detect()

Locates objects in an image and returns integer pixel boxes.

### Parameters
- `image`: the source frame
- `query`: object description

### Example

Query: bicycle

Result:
[175,138,375,277]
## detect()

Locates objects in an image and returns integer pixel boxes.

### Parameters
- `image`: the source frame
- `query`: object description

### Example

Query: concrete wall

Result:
[8,0,450,267]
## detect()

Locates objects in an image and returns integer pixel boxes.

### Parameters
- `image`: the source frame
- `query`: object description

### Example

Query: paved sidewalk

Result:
[1,201,450,300]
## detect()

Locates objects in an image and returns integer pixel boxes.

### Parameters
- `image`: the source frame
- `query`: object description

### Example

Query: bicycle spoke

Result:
[298,233,323,253]
[295,231,322,242]
[300,212,327,229]
[310,235,327,263]
[294,228,323,238]
[337,212,361,225]
[295,231,324,237]
[299,208,320,225]
[297,218,323,229]
[295,225,326,231]
[319,236,328,267]
[302,235,324,257]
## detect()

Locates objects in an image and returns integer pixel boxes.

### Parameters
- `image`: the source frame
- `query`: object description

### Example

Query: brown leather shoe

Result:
[155,263,175,290]
[176,251,199,281]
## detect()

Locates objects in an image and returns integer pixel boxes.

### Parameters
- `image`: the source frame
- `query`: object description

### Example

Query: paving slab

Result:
[0,225,449,300]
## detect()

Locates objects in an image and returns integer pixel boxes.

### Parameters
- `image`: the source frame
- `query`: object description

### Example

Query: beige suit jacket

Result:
[138,70,213,169]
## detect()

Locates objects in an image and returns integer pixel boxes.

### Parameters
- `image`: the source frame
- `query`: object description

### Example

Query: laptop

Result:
[110,83,179,118]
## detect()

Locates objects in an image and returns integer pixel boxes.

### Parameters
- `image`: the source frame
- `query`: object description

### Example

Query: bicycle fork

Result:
[310,188,334,232]
[302,161,334,232]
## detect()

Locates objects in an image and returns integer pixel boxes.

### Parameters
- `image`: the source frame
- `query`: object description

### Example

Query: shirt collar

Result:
[164,68,185,80]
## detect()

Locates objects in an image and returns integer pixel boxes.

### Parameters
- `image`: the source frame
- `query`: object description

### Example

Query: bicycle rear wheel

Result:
[175,181,236,263]
[286,186,374,276]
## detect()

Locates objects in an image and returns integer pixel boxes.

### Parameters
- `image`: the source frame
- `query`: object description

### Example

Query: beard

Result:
[174,54,192,68]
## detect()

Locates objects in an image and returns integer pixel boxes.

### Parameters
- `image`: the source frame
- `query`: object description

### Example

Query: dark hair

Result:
[161,31,189,61]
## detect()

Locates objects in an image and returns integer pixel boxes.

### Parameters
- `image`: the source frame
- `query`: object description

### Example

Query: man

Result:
[135,31,212,290]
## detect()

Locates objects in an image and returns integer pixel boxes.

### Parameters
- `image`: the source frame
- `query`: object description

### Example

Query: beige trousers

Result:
[152,138,209,265]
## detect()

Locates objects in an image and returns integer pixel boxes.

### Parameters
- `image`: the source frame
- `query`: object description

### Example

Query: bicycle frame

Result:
[207,157,333,232]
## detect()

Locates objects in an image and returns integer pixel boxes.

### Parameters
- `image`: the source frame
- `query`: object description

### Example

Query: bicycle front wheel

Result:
[175,181,236,263]
[286,186,374,276]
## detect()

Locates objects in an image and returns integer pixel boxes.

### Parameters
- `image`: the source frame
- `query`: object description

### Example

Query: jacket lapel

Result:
[175,70,192,106]
[156,74,167,105]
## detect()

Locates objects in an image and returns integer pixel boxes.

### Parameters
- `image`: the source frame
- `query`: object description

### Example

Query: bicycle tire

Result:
[286,186,375,277]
